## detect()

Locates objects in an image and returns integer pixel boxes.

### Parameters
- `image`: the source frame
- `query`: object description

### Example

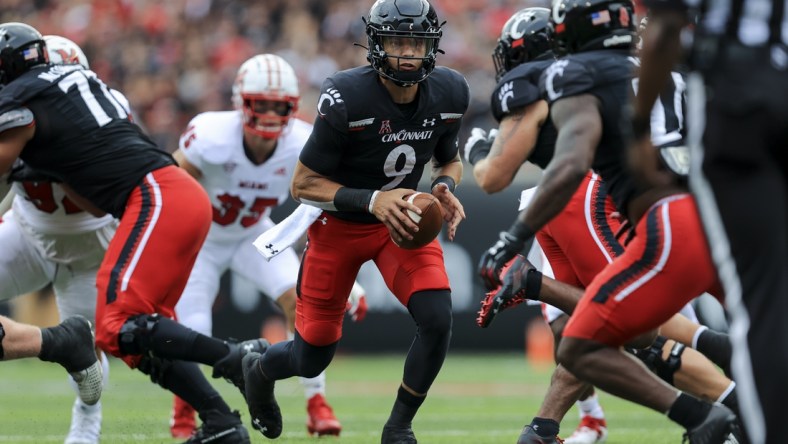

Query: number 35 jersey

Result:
[179,110,309,241]
[299,65,469,223]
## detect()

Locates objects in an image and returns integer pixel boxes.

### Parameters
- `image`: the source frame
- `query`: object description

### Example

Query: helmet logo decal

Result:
[510,10,537,40]
[55,48,78,65]
[22,47,40,61]
[591,10,611,25]
[317,87,344,116]
[409,23,414,30]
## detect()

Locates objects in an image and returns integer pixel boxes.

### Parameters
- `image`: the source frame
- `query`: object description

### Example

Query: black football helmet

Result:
[0,22,48,85]
[492,8,553,82]
[364,0,443,87]
[550,0,636,54]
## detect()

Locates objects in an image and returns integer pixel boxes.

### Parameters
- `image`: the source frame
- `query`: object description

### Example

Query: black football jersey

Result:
[300,65,469,223]
[491,59,557,170]
[0,64,174,217]
[539,49,640,214]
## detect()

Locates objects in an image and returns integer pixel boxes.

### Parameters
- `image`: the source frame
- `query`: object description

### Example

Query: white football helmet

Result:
[232,54,299,139]
[44,35,89,69]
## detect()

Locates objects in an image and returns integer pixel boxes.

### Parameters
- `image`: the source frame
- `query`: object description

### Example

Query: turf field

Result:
[0,353,684,443]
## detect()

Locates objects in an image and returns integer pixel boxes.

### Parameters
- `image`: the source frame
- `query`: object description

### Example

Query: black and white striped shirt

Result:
[645,0,788,46]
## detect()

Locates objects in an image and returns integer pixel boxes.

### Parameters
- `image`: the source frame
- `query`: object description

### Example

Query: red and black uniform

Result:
[0,64,211,367]
[492,58,623,291]
[297,65,469,346]
[538,50,721,346]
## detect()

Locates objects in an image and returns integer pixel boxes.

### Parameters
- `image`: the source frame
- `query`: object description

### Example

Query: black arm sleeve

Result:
[432,121,461,166]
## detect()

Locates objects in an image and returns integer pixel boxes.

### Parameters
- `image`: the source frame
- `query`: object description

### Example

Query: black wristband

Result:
[334,187,374,212]
[467,142,492,165]
[431,175,456,193]
[508,220,535,242]
[525,268,543,301]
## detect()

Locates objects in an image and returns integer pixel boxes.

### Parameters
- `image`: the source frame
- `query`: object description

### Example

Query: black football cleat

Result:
[517,425,564,444]
[184,409,250,444]
[683,404,738,444]
[242,352,282,439]
[212,338,269,398]
[381,423,417,444]
[477,254,535,328]
[52,316,103,406]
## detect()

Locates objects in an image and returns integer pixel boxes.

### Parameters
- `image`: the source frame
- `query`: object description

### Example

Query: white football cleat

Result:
[564,416,608,444]
[65,399,102,444]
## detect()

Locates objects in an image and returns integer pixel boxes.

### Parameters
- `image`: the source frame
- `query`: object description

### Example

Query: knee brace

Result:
[0,320,5,360]
[630,335,686,385]
[136,354,173,386]
[118,313,162,356]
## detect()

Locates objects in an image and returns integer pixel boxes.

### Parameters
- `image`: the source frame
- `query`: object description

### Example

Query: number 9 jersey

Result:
[298,65,469,223]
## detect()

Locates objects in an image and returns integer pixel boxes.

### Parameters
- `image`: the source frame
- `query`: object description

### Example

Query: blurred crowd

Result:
[1,0,548,152]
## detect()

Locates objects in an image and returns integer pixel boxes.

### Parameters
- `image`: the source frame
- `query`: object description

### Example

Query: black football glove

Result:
[463,128,498,166]
[478,221,534,290]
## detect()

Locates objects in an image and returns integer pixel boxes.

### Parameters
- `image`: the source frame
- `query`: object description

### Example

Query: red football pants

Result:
[297,214,449,346]
[95,166,211,367]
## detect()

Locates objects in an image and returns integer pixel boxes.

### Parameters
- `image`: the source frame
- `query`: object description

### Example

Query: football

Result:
[393,192,444,249]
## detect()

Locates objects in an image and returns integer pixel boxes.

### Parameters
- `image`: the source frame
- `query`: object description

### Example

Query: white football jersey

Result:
[179,110,310,241]
[11,182,115,234]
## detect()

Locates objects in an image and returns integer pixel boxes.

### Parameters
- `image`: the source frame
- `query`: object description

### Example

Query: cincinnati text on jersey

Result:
[381,129,434,143]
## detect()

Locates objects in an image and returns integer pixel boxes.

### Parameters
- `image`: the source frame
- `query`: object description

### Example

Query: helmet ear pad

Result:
[0,22,49,85]
[364,0,443,87]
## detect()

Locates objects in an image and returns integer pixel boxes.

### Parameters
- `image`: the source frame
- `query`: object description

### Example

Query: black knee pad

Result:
[630,335,685,385]
[118,313,162,355]
[293,332,336,378]
[137,354,174,386]
[0,320,5,360]
[408,290,453,335]
[657,341,686,385]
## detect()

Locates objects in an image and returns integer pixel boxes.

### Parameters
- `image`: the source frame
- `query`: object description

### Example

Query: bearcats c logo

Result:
[509,10,538,40]
[317,87,344,116]
[544,59,570,101]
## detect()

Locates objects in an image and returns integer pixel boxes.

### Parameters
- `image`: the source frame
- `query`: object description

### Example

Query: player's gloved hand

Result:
[463,128,497,165]
[478,220,535,290]
[346,281,368,322]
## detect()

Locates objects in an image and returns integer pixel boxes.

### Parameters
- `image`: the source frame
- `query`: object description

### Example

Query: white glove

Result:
[463,127,497,165]
[346,281,368,322]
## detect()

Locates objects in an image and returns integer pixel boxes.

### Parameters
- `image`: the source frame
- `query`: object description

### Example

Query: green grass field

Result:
[0,353,684,443]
